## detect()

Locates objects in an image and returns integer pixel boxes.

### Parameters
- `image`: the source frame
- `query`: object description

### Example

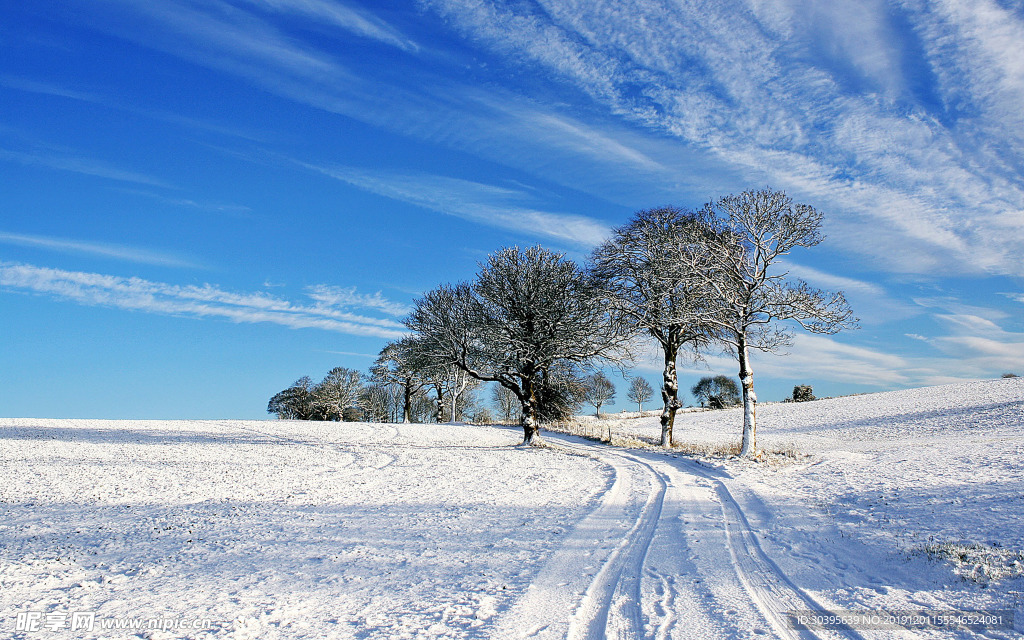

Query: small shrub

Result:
[1002,372,1019,378]
[792,385,816,402]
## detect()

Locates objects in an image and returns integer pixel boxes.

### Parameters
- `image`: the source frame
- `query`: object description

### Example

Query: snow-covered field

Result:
[0,421,609,638]
[2,377,1022,639]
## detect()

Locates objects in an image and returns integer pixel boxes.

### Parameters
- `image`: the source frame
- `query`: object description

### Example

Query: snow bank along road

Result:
[2,378,1022,639]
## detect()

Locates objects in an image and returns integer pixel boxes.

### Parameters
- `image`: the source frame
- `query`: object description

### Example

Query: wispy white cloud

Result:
[0,262,408,339]
[61,0,1024,276]
[895,297,1024,377]
[773,260,920,325]
[0,147,172,188]
[912,296,1009,322]
[51,1,729,211]
[238,0,418,51]
[90,0,353,89]
[0,231,200,269]
[930,314,1024,374]
[303,163,612,246]
[776,260,886,297]
[750,333,921,387]
[496,105,667,175]
[906,0,1024,144]
[1,75,266,141]
[306,285,412,317]
[112,188,253,216]
[0,75,105,103]
[421,0,1024,276]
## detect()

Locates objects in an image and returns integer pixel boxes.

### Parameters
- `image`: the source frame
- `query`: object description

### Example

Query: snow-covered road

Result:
[508,432,870,640]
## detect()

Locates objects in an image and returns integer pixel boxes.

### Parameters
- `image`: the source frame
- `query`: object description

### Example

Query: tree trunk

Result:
[738,335,757,457]
[434,383,444,423]
[521,404,541,445]
[659,344,681,447]
[450,378,458,423]
[449,370,466,423]
[520,375,541,445]
[403,379,413,424]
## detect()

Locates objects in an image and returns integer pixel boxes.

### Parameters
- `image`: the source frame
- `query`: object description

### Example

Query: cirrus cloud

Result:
[0,261,408,339]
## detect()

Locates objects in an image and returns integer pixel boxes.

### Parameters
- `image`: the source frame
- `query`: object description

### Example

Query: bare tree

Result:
[267,376,316,420]
[691,375,739,408]
[445,366,478,422]
[533,362,587,423]
[591,207,721,446]
[360,381,400,422]
[312,367,364,421]
[408,389,437,423]
[582,371,616,416]
[491,383,518,423]
[407,246,627,445]
[371,338,433,423]
[422,362,479,423]
[626,377,654,413]
[696,188,856,456]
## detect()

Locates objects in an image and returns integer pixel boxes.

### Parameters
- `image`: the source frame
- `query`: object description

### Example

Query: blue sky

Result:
[2,0,1023,419]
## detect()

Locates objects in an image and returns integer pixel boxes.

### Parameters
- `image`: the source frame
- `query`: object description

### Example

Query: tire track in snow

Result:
[224,421,399,477]
[488,436,654,640]
[674,458,867,640]
[508,433,866,640]
[566,452,666,640]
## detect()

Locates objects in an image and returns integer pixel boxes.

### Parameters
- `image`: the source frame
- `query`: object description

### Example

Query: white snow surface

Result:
[2,377,1022,639]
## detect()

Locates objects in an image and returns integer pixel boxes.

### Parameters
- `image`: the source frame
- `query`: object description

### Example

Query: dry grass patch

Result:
[917,541,1024,585]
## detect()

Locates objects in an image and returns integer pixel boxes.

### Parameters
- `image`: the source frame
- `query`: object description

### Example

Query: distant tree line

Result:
[271,188,856,457]
[267,357,487,424]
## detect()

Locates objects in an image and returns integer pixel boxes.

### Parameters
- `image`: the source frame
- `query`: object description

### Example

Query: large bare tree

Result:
[696,188,857,456]
[591,207,721,446]
[407,246,626,445]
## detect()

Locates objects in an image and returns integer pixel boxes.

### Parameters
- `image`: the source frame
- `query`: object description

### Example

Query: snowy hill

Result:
[618,377,1024,569]
[1,377,1021,638]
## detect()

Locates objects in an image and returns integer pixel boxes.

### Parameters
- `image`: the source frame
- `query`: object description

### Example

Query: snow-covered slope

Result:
[2,377,1021,639]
